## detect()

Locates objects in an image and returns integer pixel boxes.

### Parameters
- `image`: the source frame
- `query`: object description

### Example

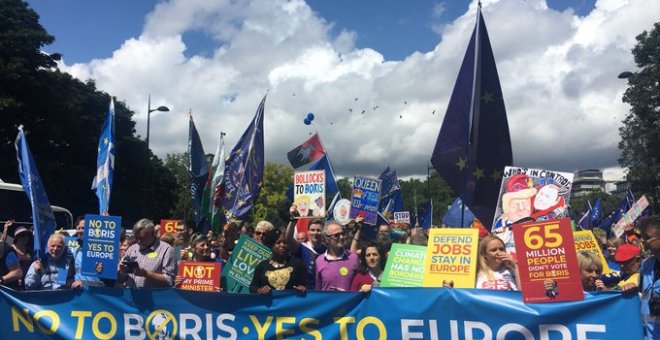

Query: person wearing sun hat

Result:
[494,174,538,228]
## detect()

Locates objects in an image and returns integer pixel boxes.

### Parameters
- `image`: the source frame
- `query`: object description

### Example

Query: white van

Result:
[0,181,73,230]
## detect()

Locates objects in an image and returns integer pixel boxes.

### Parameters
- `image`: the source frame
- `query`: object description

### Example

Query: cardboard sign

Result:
[423,228,478,288]
[81,214,121,279]
[222,234,272,293]
[492,166,574,229]
[350,176,382,225]
[513,218,583,304]
[178,261,221,292]
[293,170,326,218]
[573,230,611,274]
[381,243,426,287]
[393,211,411,224]
[612,195,649,238]
[159,219,183,236]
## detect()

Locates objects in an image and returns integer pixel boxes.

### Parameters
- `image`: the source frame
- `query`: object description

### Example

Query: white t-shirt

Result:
[476,268,518,291]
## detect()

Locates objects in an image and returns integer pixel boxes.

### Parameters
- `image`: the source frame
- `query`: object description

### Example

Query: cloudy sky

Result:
[26,0,659,182]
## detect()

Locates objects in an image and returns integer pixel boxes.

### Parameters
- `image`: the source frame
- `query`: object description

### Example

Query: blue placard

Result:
[64,236,79,255]
[350,176,382,224]
[81,214,121,279]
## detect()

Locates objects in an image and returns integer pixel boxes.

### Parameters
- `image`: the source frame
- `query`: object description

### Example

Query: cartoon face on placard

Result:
[492,166,573,230]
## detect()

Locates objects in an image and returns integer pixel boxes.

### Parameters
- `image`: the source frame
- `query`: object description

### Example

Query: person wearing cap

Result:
[10,224,33,287]
[250,227,307,294]
[610,243,641,291]
[494,174,537,228]
[0,221,23,289]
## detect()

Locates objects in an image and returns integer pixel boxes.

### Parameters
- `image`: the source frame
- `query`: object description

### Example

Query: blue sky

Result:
[29,0,596,63]
[22,0,656,184]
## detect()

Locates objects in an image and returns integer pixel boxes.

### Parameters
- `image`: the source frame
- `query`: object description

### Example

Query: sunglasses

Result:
[325,231,345,241]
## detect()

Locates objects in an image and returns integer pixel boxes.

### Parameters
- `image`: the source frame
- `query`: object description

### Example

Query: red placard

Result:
[513,218,583,304]
[159,219,183,236]
[177,262,221,292]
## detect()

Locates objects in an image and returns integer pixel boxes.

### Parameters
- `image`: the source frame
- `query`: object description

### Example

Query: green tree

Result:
[619,22,660,211]
[253,162,294,227]
[0,0,177,227]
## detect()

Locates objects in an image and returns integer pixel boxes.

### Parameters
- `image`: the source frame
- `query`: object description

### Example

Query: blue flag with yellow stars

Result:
[431,7,512,228]
[222,94,266,219]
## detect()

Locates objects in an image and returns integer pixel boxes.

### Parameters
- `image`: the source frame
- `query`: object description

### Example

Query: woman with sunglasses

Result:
[175,233,221,292]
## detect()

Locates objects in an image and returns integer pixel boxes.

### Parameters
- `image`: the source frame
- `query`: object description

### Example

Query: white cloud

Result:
[57,0,659,182]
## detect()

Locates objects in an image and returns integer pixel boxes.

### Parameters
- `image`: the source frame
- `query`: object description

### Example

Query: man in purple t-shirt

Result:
[315,221,358,291]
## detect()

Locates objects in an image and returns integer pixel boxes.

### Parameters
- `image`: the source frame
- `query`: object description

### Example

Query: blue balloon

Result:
[307,112,315,121]
[304,118,311,125]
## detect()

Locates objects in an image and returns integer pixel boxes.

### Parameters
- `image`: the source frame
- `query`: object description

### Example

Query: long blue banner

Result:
[0,287,641,339]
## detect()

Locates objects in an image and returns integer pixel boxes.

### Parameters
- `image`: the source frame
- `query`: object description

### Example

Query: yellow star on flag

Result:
[473,167,485,180]
[237,199,245,207]
[455,157,467,170]
[481,92,494,103]
[103,137,108,145]
[225,191,233,199]
[490,169,502,182]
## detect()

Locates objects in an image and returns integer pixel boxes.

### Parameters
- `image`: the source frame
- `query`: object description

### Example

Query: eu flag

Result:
[442,198,475,228]
[91,98,115,214]
[222,94,266,219]
[15,126,57,260]
[189,114,209,231]
[418,201,433,229]
[430,7,512,228]
[378,166,400,199]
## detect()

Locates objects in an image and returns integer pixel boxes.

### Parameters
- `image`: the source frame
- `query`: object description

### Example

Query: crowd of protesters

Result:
[1,211,660,337]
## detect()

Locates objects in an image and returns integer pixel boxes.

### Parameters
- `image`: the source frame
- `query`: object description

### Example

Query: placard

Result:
[393,211,410,224]
[159,219,183,236]
[222,234,272,293]
[381,243,426,287]
[612,195,649,238]
[177,261,221,292]
[333,199,352,225]
[513,218,583,304]
[423,228,478,288]
[350,176,382,225]
[293,170,326,217]
[573,230,611,274]
[64,236,78,255]
[81,214,121,279]
[492,166,574,229]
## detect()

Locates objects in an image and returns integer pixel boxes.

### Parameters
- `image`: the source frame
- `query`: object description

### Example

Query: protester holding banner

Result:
[253,220,274,245]
[315,221,358,291]
[476,235,520,290]
[119,234,136,260]
[634,216,660,339]
[576,251,605,292]
[9,225,33,288]
[350,242,385,292]
[250,228,307,294]
[72,217,104,287]
[25,233,80,290]
[286,205,327,289]
[118,219,176,288]
[607,244,642,291]
[0,221,23,290]
[175,234,222,291]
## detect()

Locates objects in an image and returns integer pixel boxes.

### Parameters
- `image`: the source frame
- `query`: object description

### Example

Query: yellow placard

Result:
[573,230,611,274]
[423,228,479,288]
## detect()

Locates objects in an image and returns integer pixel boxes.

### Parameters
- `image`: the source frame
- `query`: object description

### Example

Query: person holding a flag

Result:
[25,233,81,290]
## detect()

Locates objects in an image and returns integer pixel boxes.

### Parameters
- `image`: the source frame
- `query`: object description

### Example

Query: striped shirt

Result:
[122,239,175,288]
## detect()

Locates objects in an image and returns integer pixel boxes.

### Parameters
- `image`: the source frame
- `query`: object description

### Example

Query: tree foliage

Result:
[0,0,176,227]
[619,22,660,211]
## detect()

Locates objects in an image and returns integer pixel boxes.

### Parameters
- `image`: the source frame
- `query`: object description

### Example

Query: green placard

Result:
[221,234,272,293]
[381,243,426,287]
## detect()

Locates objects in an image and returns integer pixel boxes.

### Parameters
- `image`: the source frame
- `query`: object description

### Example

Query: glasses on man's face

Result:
[642,234,660,243]
[254,231,263,236]
[325,231,345,242]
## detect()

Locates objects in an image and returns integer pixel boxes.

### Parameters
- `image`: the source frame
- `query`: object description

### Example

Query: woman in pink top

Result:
[351,242,385,292]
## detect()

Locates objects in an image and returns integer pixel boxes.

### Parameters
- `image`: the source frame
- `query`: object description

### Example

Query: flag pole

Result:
[460,2,482,228]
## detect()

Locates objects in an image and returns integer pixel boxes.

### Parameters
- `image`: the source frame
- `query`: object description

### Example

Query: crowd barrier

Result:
[0,286,642,339]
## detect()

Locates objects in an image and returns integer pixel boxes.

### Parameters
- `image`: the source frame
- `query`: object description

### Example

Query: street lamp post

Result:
[147,94,170,148]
